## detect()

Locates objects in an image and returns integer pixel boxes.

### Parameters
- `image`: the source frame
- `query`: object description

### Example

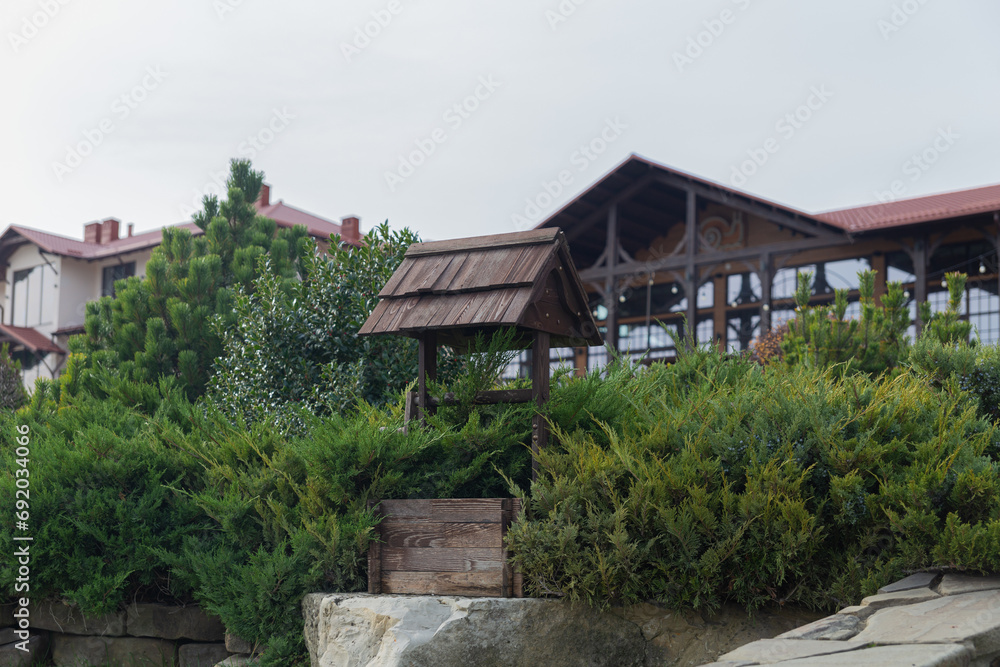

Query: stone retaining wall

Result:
[0,602,261,667]
[702,572,1000,666]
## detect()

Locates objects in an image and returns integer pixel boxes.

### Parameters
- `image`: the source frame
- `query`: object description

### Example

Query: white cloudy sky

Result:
[0,1,998,242]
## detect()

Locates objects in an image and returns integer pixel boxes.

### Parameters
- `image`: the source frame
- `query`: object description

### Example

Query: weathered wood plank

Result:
[405,228,559,257]
[379,522,503,548]
[426,388,534,407]
[377,499,507,522]
[380,547,503,573]
[381,571,503,596]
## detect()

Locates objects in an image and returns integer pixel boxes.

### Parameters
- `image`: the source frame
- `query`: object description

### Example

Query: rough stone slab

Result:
[224,633,262,654]
[127,604,225,641]
[853,590,1000,658]
[776,613,862,640]
[216,656,258,666]
[0,605,12,628]
[695,663,756,667]
[0,634,47,667]
[774,643,971,666]
[878,571,940,595]
[0,629,15,645]
[859,586,940,611]
[179,642,229,667]
[52,634,110,665]
[836,605,877,621]
[938,574,1000,596]
[107,637,176,666]
[303,593,658,667]
[31,601,125,636]
[717,639,867,664]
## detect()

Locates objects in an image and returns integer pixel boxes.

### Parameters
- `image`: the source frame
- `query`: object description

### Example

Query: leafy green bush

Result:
[208,222,451,431]
[506,347,1000,612]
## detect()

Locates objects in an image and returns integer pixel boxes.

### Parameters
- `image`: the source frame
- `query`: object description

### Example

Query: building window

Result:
[102,262,135,297]
[10,264,56,328]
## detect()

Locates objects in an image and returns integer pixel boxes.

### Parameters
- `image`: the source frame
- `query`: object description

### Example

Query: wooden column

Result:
[573,347,588,377]
[531,330,550,482]
[759,252,773,334]
[713,274,727,352]
[871,252,887,304]
[418,332,437,420]
[603,206,619,352]
[685,189,698,340]
[912,237,928,334]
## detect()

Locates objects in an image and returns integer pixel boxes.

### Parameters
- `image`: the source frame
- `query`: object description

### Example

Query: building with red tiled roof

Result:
[530,154,1000,374]
[0,184,362,387]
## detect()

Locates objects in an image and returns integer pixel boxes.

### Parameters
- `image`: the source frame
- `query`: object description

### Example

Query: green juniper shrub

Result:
[0,390,211,614]
[163,332,535,666]
[0,343,26,411]
[506,347,1000,613]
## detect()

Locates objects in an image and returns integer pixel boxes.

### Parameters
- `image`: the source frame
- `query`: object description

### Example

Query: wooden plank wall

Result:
[368,498,524,597]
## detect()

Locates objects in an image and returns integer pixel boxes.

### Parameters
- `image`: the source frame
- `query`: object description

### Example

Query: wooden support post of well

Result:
[367,499,383,594]
[418,331,437,421]
[531,330,550,482]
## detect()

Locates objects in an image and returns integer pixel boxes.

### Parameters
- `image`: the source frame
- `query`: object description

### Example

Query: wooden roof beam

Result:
[579,234,855,284]
[562,170,657,242]
[653,173,845,241]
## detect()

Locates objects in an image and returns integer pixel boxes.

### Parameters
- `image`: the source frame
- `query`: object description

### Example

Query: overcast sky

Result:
[1,1,998,242]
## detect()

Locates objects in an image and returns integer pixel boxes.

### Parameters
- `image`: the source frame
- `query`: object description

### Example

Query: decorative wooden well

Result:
[358,227,602,597]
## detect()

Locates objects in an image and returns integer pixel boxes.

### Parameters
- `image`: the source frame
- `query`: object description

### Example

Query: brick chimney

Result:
[257,183,271,208]
[84,222,102,244]
[101,218,120,243]
[341,216,360,245]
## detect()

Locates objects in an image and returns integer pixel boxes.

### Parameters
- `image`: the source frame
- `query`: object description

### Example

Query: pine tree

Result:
[71,159,310,401]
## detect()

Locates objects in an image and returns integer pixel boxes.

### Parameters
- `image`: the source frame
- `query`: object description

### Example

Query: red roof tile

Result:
[0,324,63,355]
[0,197,347,261]
[817,184,1000,232]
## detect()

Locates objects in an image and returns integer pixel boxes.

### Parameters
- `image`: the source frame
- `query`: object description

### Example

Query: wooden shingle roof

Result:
[359,228,602,349]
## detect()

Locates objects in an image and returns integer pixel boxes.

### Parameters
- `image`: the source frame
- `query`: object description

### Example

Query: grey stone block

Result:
[0,634,47,667]
[938,574,1000,596]
[106,637,176,666]
[776,643,970,667]
[52,634,110,666]
[30,601,125,636]
[776,613,862,640]
[216,655,258,666]
[303,593,658,667]
[877,571,939,595]
[858,586,940,612]
[854,590,1000,660]
[224,632,253,654]
[718,638,867,664]
[0,605,12,629]
[126,604,224,642]
[178,643,229,667]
